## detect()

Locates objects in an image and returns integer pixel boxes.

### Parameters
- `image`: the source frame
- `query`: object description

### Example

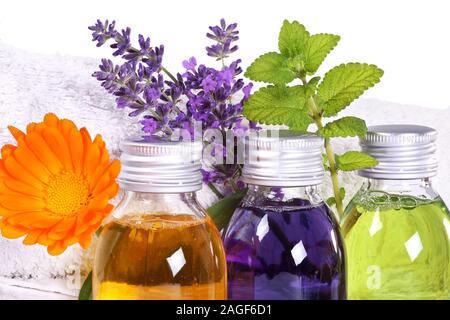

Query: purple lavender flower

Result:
[206,19,239,61]
[110,27,131,56]
[182,57,197,71]
[201,76,217,92]
[90,18,254,196]
[141,116,159,133]
[182,59,250,132]
[88,20,118,47]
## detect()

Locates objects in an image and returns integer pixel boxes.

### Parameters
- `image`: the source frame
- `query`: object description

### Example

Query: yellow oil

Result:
[93,213,227,300]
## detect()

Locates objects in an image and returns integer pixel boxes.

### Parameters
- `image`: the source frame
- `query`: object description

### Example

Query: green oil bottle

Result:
[342,125,450,300]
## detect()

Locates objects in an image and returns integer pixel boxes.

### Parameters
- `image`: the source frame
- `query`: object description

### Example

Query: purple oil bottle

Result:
[223,131,347,300]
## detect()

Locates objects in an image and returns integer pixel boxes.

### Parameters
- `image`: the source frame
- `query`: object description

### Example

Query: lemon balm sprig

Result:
[243,20,383,218]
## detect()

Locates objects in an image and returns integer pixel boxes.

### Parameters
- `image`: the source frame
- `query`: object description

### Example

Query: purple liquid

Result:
[223,199,346,300]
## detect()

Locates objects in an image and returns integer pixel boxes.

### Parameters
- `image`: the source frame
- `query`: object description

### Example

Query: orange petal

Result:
[0,180,19,196]
[3,178,45,198]
[26,122,37,134]
[63,237,79,247]
[85,209,105,226]
[80,127,92,144]
[68,128,84,174]
[73,214,90,236]
[47,231,67,241]
[80,128,92,172]
[47,241,67,256]
[42,127,73,171]
[0,204,23,218]
[6,211,56,228]
[0,180,45,201]
[88,195,109,212]
[84,144,101,179]
[32,123,47,134]
[90,165,110,192]
[0,194,46,211]
[43,113,59,127]
[2,156,46,191]
[23,229,43,245]
[109,160,121,178]
[78,232,92,249]
[28,217,60,229]
[91,173,110,194]
[25,132,63,175]
[93,134,105,149]
[58,119,77,142]
[5,211,38,225]
[13,142,51,185]
[1,223,28,239]
[48,218,76,235]
[0,160,7,178]
[8,126,25,141]
[94,182,119,200]
[37,231,55,246]
[89,146,116,188]
[102,204,114,217]
[1,144,15,158]
[99,147,110,166]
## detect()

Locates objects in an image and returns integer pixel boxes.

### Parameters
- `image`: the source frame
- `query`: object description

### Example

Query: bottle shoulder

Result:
[346,181,445,213]
[109,190,207,222]
[341,187,450,237]
[225,198,338,237]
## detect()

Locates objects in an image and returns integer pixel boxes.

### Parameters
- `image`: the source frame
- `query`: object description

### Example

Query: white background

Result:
[0,0,449,109]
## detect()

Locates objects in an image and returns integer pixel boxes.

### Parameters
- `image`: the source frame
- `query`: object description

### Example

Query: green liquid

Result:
[342,192,450,300]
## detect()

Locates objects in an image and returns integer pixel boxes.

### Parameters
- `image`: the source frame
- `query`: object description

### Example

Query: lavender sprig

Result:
[206,18,239,63]
[89,20,183,134]
[181,20,253,191]
[89,18,254,196]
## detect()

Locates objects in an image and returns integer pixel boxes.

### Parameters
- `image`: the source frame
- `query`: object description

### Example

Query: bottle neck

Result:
[362,177,439,200]
[245,184,324,206]
[112,190,205,219]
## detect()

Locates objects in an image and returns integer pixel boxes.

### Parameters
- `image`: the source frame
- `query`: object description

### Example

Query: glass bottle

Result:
[93,137,227,300]
[342,125,450,300]
[223,131,347,300]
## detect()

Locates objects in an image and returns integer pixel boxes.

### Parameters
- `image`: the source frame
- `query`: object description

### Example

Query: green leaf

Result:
[244,52,296,85]
[305,76,321,96]
[340,187,346,200]
[208,189,247,230]
[326,197,336,206]
[317,63,384,117]
[78,271,92,300]
[285,55,306,74]
[304,33,340,73]
[278,20,310,57]
[318,116,367,138]
[336,151,379,171]
[244,85,312,131]
[322,153,330,171]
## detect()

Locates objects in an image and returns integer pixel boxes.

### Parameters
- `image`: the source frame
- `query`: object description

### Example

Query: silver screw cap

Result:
[359,124,438,179]
[118,137,203,193]
[242,130,325,187]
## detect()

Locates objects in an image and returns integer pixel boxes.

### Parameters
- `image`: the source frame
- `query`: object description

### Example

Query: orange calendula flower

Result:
[0,113,120,255]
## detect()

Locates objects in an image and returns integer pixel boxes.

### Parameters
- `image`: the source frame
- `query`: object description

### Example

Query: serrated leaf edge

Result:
[318,62,384,116]
[305,33,340,73]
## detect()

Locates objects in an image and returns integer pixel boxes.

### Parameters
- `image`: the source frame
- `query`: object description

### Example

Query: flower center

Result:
[46,171,90,218]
